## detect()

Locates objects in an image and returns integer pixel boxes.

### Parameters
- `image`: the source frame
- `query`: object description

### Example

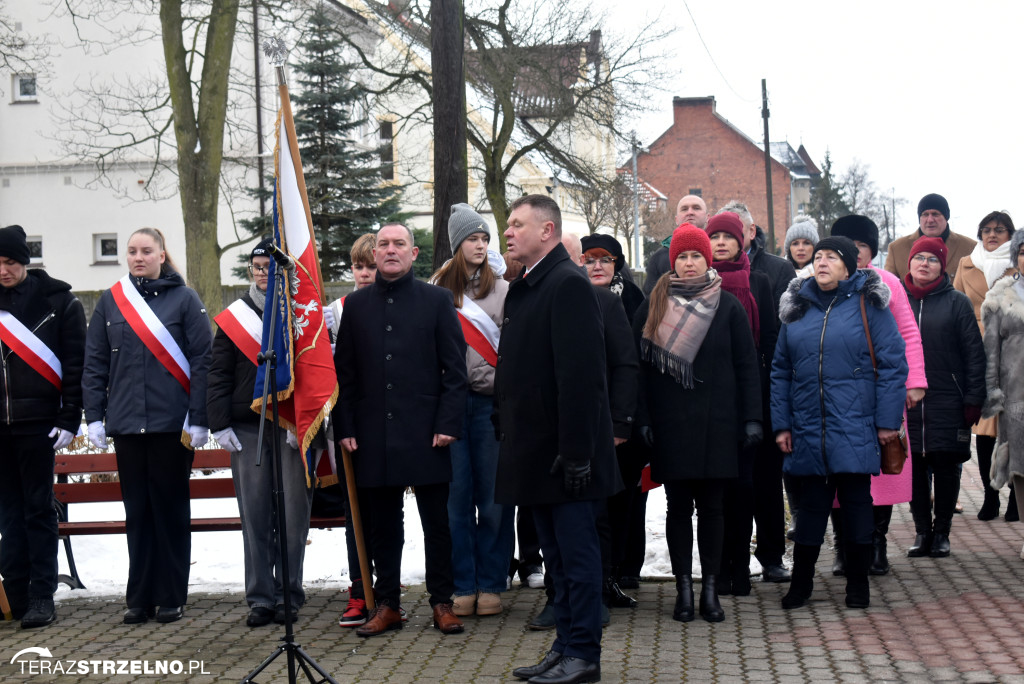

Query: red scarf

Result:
[712,251,760,346]
[903,272,945,300]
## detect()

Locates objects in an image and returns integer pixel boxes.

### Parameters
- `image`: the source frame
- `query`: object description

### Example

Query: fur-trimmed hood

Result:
[778,268,890,324]
[981,272,1024,324]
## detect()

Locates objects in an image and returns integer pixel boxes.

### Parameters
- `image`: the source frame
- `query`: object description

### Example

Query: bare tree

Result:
[840,158,906,250]
[339,0,673,243]
[50,0,303,314]
[0,1,48,75]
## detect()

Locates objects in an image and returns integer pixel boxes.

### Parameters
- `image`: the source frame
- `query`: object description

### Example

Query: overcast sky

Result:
[610,0,1022,237]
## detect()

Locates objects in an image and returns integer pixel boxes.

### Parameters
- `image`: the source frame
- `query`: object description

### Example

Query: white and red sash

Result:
[214,299,262,365]
[0,310,62,390]
[110,275,191,392]
[457,296,500,367]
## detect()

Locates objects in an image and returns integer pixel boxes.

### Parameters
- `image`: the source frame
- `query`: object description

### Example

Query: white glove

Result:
[487,249,507,277]
[213,427,242,453]
[286,430,298,449]
[323,305,336,333]
[189,425,210,449]
[87,421,106,450]
[49,427,74,450]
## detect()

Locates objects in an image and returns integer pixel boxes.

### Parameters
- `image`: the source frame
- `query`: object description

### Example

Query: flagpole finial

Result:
[262,36,288,85]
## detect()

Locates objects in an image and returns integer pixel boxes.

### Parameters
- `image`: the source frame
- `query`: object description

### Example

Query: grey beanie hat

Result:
[448,203,490,252]
[1010,230,1024,268]
[784,220,819,255]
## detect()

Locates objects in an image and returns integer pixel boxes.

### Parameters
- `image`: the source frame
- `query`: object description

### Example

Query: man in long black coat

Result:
[496,195,622,684]
[334,223,468,637]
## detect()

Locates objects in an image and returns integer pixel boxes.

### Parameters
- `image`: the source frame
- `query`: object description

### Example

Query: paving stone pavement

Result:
[3,457,1023,683]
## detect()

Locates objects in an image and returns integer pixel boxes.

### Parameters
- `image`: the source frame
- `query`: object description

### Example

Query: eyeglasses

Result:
[249,264,269,274]
[911,255,941,266]
[981,226,1009,236]
[583,256,616,266]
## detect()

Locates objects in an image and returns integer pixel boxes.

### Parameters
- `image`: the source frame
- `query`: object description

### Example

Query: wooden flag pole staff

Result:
[341,447,374,611]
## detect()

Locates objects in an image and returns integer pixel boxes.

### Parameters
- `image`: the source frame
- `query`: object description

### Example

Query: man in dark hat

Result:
[0,224,86,629]
[883,193,977,279]
[207,239,315,627]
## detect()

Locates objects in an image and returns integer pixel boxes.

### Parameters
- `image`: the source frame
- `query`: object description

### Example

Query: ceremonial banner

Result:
[251,77,339,486]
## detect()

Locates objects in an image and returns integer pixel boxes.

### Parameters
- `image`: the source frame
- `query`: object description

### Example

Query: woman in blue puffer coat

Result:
[771,236,907,611]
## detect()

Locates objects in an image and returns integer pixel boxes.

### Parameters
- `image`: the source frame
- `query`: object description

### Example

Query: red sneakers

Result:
[338,598,368,627]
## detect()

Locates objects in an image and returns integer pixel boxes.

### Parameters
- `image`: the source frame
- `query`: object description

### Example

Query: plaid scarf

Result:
[641,270,722,388]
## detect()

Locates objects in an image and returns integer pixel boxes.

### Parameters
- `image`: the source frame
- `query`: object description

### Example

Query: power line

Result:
[681,0,757,103]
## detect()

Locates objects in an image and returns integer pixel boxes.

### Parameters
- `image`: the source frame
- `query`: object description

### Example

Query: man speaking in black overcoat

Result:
[495,195,622,684]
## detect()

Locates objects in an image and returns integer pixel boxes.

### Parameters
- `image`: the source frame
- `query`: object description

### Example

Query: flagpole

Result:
[342,448,376,612]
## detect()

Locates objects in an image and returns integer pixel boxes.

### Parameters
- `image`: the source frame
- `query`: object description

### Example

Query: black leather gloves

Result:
[742,421,763,449]
[550,455,592,497]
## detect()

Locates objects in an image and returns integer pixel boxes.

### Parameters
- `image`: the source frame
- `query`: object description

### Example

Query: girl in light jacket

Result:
[432,204,512,618]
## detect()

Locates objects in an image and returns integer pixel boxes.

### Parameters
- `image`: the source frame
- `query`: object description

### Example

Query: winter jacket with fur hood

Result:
[771,269,908,477]
[981,274,1024,488]
[904,274,986,460]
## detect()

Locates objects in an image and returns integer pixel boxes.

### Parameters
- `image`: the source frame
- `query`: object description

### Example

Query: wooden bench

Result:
[54,449,346,590]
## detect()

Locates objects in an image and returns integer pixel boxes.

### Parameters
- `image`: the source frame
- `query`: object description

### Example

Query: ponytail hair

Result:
[130,227,180,276]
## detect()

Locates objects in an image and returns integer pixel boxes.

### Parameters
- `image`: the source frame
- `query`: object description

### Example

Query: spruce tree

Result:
[808,151,850,239]
[292,3,403,280]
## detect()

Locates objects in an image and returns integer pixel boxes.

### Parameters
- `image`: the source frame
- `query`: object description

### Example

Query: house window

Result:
[93,233,118,264]
[379,120,394,181]
[12,74,37,103]
[27,236,43,265]
[688,188,702,197]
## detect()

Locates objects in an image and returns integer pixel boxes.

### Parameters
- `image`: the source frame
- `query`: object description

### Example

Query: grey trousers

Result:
[232,422,313,610]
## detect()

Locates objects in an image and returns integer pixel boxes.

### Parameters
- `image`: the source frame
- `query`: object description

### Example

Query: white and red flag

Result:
[251,75,338,486]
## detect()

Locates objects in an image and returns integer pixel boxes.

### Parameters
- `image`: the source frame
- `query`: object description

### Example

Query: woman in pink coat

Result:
[830,216,928,575]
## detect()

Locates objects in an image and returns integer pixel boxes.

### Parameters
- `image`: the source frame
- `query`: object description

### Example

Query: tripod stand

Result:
[243,264,337,684]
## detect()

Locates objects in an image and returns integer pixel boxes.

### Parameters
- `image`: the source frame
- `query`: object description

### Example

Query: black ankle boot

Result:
[699,575,724,623]
[978,492,1000,521]
[1006,486,1019,522]
[907,532,932,557]
[844,543,871,609]
[782,543,819,609]
[605,577,637,608]
[673,575,694,622]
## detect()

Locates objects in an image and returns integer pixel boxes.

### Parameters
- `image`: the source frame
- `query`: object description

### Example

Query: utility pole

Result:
[253,0,266,218]
[430,0,468,269]
[631,133,640,267]
[761,78,775,253]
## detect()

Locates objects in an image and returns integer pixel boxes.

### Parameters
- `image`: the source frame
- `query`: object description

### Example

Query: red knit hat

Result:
[705,212,745,247]
[670,224,712,267]
[908,235,947,272]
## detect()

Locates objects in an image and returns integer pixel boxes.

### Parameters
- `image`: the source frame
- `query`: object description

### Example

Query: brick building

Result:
[633,96,808,254]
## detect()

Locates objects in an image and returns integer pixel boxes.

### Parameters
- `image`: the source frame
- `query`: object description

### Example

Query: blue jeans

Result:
[447,392,514,595]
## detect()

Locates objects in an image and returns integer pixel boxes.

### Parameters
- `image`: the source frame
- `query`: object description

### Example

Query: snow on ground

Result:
[56,483,760,602]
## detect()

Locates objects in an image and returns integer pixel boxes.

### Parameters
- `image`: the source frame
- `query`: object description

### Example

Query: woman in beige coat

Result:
[954,211,1017,521]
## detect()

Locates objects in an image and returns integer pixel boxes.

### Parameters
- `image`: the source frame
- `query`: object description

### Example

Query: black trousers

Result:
[515,506,543,572]
[721,446,755,576]
[910,452,962,536]
[0,430,58,604]
[791,473,873,547]
[606,440,647,576]
[664,479,726,576]
[532,500,603,662]
[357,483,454,608]
[753,439,787,566]
[620,489,649,577]
[114,433,193,609]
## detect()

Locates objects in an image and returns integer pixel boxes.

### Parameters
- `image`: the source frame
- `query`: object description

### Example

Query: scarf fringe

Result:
[641,338,695,388]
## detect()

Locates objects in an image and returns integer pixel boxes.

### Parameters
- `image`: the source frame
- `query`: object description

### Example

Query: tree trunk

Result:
[159,0,239,316]
[483,160,509,251]
[430,0,467,269]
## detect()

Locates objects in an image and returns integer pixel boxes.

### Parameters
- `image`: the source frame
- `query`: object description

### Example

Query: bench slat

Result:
[55,478,237,504]
[55,449,233,476]
[59,516,346,535]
